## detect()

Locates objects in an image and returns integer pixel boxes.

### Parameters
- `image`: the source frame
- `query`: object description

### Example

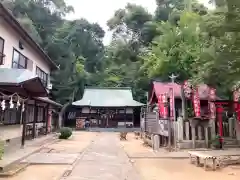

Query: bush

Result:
[59,127,72,139]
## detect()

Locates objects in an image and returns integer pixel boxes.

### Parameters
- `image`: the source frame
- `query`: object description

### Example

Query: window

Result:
[26,105,34,123]
[0,37,4,65]
[37,107,44,122]
[12,49,28,69]
[36,67,48,87]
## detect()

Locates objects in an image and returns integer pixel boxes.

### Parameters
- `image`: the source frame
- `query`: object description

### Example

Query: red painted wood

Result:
[216,106,224,139]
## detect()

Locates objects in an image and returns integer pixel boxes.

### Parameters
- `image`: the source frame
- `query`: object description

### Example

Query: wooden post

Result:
[229,117,233,137]
[32,100,37,139]
[45,104,49,134]
[132,109,134,127]
[124,108,127,127]
[21,100,28,147]
[97,109,99,127]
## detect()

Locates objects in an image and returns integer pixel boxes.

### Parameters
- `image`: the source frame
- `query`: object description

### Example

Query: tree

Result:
[140,12,204,82]
[193,0,240,98]
[2,0,105,104]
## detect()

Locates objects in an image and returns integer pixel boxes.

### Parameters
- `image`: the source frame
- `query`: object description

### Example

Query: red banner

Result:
[209,88,216,119]
[183,80,192,99]
[158,95,163,117]
[169,88,174,119]
[233,90,239,109]
[162,93,168,119]
[193,87,201,117]
[233,90,240,122]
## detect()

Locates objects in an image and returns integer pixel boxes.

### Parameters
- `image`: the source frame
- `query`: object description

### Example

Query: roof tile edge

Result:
[84,87,132,90]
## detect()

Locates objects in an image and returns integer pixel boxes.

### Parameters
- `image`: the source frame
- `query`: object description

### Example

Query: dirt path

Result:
[3,132,240,180]
[122,133,240,180]
[63,132,141,180]
[2,132,98,180]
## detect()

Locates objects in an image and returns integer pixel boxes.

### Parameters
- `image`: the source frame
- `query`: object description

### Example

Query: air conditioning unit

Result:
[48,83,53,90]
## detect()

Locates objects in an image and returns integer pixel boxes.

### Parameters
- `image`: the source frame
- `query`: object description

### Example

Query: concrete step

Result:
[224,138,239,148]
[224,144,240,148]
[0,163,29,177]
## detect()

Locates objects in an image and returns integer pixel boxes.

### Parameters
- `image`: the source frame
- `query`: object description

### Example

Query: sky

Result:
[65,0,213,45]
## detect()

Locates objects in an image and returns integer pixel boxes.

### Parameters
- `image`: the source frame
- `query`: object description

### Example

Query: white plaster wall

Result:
[119,108,133,114]
[126,108,133,114]
[82,107,90,113]
[0,17,51,75]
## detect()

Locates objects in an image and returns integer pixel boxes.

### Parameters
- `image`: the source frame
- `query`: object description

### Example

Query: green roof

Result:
[72,87,144,107]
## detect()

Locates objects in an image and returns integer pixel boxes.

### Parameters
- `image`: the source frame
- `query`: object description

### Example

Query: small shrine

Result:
[142,80,240,149]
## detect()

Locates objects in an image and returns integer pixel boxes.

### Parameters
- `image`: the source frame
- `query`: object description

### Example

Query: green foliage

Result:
[187,107,194,118]
[140,12,204,82]
[59,127,72,139]
[3,0,240,104]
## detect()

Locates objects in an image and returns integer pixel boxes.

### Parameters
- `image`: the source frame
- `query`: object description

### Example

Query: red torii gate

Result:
[212,100,240,140]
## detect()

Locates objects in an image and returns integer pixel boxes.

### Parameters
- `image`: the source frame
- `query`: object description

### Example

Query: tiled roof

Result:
[150,81,217,101]
[72,87,144,107]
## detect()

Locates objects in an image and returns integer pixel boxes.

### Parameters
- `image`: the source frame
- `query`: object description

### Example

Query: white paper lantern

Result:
[1,100,6,111]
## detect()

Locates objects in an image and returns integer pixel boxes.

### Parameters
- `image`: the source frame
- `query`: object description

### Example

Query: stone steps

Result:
[223,138,240,148]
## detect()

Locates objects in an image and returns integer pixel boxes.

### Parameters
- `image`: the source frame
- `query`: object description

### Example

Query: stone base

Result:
[177,140,206,149]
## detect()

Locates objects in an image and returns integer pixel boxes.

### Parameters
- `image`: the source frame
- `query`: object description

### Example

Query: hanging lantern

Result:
[9,97,14,109]
[16,99,21,110]
[1,100,6,111]
[22,103,25,112]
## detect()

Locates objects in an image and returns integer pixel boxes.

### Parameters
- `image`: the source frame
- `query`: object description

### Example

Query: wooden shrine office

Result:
[67,87,144,129]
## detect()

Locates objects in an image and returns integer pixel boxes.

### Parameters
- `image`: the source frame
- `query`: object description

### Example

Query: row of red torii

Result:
[156,80,240,140]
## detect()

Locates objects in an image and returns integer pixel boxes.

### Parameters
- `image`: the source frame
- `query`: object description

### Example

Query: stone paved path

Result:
[63,133,141,180]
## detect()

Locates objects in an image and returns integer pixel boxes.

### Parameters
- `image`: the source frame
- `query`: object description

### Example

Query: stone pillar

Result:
[177,117,184,141]
[198,126,202,140]
[235,120,240,144]
[190,118,199,149]
[153,135,160,151]
[201,121,210,148]
[185,121,190,140]
[210,119,216,139]
[204,127,209,148]
[191,127,196,148]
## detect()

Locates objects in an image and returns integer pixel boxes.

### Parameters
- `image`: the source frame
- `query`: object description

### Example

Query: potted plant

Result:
[211,135,222,149]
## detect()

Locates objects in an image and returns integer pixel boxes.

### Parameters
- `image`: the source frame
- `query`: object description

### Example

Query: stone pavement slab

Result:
[0,134,57,170]
[63,133,142,180]
[21,153,79,165]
